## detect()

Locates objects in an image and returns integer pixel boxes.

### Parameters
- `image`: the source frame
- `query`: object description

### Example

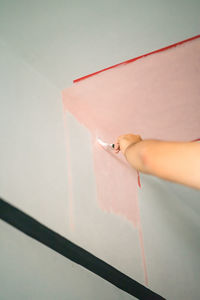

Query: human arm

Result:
[115,134,200,189]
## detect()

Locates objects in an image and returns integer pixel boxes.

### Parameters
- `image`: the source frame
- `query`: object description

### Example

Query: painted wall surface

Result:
[0,1,200,299]
[62,36,200,291]
[0,220,136,300]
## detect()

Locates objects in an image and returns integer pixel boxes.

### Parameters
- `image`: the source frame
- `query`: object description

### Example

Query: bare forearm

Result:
[124,141,149,172]
[124,139,200,189]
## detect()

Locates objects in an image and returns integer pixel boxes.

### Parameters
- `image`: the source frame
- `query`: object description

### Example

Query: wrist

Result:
[124,142,137,158]
[124,140,148,173]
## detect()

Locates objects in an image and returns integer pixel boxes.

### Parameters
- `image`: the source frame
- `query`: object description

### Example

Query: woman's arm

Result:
[115,134,200,189]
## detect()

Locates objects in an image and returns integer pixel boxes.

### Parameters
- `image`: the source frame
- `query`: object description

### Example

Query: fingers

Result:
[114,134,142,155]
[114,142,120,153]
[114,135,124,153]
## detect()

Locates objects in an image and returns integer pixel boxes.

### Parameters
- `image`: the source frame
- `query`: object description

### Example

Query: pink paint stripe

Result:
[73,34,200,83]
[138,222,148,286]
[62,98,75,231]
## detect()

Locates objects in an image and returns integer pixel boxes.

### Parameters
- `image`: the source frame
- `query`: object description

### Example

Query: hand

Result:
[114,134,142,155]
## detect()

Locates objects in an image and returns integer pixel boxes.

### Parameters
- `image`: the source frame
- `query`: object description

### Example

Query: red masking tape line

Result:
[73,34,200,83]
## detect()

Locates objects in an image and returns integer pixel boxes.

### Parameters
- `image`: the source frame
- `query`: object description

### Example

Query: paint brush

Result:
[97,138,115,150]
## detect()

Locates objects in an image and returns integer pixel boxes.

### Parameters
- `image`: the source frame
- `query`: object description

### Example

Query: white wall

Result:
[0,220,136,300]
[0,1,200,299]
[139,174,200,299]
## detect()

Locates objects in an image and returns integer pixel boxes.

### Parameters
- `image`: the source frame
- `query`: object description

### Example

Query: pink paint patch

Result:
[93,139,140,225]
[62,36,200,284]
[63,36,200,225]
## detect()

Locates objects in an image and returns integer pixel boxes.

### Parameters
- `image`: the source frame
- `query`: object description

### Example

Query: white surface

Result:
[139,174,200,299]
[0,0,200,89]
[0,1,200,299]
[0,220,136,300]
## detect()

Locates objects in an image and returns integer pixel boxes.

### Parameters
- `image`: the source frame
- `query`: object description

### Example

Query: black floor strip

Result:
[0,197,165,300]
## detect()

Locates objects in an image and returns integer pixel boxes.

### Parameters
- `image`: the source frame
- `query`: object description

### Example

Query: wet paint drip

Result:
[138,224,148,286]
[137,170,141,188]
[62,101,75,231]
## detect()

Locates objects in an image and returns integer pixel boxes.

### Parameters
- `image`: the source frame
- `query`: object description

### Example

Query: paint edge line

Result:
[73,34,200,83]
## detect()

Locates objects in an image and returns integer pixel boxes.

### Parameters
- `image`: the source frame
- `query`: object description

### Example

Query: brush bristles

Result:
[97,138,107,147]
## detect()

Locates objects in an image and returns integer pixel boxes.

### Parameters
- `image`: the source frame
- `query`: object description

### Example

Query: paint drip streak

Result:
[62,103,75,230]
